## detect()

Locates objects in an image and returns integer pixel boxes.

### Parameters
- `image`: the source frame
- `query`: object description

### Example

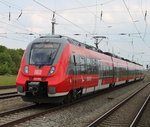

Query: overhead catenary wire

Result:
[0,0,40,35]
[33,0,92,35]
[122,0,150,49]
[0,35,29,42]
[73,0,112,38]
[74,0,97,17]
[0,1,148,58]
[140,0,148,39]
[0,13,39,35]
[0,0,21,11]
[56,0,117,12]
[0,19,33,34]
[74,0,99,35]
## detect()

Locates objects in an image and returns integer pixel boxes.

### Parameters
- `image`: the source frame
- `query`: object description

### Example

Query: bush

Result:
[0,63,10,75]
[0,45,24,75]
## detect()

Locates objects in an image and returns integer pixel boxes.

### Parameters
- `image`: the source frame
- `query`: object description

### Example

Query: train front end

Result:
[16,36,70,103]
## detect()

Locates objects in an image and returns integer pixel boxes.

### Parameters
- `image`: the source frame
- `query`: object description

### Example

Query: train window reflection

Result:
[30,43,60,65]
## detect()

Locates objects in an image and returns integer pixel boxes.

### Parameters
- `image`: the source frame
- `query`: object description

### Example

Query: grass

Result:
[0,75,16,86]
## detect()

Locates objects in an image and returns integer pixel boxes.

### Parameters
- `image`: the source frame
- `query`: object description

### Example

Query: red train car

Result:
[16,35,144,103]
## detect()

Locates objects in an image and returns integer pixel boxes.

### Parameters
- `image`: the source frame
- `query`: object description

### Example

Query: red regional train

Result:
[16,35,144,103]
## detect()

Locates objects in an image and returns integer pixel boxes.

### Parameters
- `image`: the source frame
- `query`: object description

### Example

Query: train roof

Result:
[36,34,142,67]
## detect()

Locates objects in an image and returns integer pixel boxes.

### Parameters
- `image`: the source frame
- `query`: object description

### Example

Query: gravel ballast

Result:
[0,97,32,112]
[15,81,149,127]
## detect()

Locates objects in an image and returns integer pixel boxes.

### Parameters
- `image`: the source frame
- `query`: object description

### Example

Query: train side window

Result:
[75,55,80,74]
[67,55,75,74]
[101,64,105,78]
[80,56,85,65]
[87,57,91,74]
[90,58,97,74]
[90,59,94,74]
[100,64,103,78]
[105,65,107,77]
[84,57,87,74]
[102,65,105,78]
[106,66,109,77]
[94,59,98,74]
[75,55,80,65]
[80,56,86,74]
[87,57,90,66]
[98,60,102,76]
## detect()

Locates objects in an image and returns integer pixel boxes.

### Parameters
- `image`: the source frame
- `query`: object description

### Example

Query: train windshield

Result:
[29,43,60,65]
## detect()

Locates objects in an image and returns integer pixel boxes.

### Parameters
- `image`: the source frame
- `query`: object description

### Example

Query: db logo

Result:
[34,70,42,75]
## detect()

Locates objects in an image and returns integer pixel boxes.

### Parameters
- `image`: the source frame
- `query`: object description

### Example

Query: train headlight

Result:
[48,66,56,75]
[24,65,28,74]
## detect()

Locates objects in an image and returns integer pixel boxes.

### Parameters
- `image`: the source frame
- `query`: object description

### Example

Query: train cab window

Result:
[29,43,60,65]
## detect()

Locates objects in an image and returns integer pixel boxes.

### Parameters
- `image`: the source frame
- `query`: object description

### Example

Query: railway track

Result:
[130,94,150,127]
[86,83,150,127]
[0,92,19,99]
[0,103,37,117]
[0,85,15,89]
[0,81,147,127]
[0,82,131,127]
[0,103,55,127]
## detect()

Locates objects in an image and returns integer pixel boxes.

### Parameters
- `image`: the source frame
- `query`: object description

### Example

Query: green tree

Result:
[0,45,7,53]
[7,49,21,68]
[0,62,11,75]
[0,52,13,74]
[16,48,24,56]
[0,45,24,75]
[0,52,12,65]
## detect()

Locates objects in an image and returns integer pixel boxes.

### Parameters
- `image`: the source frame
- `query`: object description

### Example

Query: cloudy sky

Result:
[0,0,149,67]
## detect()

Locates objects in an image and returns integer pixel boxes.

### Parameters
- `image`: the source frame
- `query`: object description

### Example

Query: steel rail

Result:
[0,103,70,127]
[0,81,146,127]
[0,104,37,117]
[86,82,150,127]
[0,85,16,89]
[0,93,20,99]
[0,92,17,96]
[0,82,132,127]
[129,94,150,127]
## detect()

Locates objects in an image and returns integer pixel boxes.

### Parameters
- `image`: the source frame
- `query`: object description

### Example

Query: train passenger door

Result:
[68,54,78,89]
[72,55,78,89]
